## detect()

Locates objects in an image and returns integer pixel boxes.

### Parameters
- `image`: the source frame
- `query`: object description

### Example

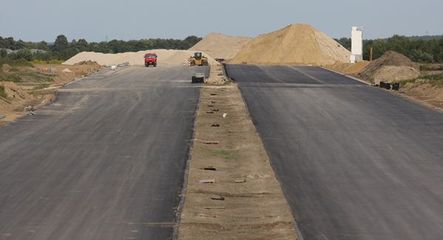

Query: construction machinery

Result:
[144,53,158,67]
[191,72,205,83]
[189,52,208,66]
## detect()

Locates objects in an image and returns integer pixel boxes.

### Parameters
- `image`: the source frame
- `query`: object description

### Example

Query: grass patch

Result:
[0,71,21,82]
[19,71,53,82]
[32,83,51,90]
[0,85,6,98]
[0,58,33,67]
[31,59,64,65]
[398,73,443,88]
[213,149,237,160]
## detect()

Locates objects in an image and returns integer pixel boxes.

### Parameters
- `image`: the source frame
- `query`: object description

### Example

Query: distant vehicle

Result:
[189,52,208,66]
[192,72,205,83]
[144,53,158,67]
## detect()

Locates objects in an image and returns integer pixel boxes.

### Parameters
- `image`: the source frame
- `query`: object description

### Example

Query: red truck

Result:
[144,53,158,67]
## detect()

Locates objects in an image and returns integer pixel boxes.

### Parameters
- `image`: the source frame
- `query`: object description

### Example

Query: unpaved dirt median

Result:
[178,83,299,239]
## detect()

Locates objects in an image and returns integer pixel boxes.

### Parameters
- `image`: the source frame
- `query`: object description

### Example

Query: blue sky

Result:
[0,0,442,42]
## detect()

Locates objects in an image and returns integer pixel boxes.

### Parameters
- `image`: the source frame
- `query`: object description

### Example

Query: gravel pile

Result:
[231,24,351,65]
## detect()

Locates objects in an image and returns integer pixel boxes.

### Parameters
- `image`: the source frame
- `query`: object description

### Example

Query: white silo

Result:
[350,27,363,63]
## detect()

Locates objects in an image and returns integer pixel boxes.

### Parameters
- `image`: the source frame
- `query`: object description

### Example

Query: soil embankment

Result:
[178,83,299,239]
[0,62,101,124]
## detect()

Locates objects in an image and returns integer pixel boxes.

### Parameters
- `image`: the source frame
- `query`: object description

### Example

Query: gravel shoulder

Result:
[178,83,299,240]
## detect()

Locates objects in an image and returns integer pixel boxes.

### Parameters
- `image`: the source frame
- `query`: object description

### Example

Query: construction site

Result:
[1,9,443,240]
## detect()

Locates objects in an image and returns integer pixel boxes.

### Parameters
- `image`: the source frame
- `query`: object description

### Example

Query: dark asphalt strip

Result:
[226,64,443,240]
[0,66,208,240]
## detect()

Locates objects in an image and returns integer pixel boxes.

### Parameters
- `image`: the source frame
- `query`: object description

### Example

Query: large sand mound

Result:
[358,51,420,83]
[189,33,251,60]
[64,49,218,66]
[231,24,351,65]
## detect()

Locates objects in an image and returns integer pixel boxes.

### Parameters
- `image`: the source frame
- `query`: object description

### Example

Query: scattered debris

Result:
[24,105,35,112]
[199,179,216,184]
[62,68,73,73]
[202,140,220,145]
[211,123,220,127]
[210,195,225,201]
[234,178,246,183]
[222,113,228,118]
[202,167,217,171]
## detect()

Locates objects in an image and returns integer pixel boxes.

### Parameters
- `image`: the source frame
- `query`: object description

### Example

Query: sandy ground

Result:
[398,82,443,109]
[178,83,299,240]
[0,63,101,125]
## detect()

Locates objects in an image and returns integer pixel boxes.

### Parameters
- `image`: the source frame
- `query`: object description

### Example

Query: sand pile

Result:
[189,33,251,60]
[231,24,351,65]
[358,51,420,83]
[326,61,370,75]
[64,49,218,66]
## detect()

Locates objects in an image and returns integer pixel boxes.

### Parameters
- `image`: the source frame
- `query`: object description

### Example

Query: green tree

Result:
[0,49,7,58]
[53,35,68,52]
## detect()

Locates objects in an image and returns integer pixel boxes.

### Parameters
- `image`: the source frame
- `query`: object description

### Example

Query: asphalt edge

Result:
[224,64,305,240]
[321,66,443,113]
[172,85,202,240]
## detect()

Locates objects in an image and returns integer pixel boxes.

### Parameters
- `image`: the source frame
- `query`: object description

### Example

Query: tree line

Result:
[0,35,202,61]
[336,35,443,63]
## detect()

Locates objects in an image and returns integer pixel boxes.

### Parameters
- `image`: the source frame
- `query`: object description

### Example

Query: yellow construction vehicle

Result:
[189,52,209,66]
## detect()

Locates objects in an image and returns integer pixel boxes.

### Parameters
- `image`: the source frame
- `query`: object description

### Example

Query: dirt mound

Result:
[74,60,100,66]
[63,49,218,66]
[326,61,370,75]
[231,23,351,65]
[189,33,251,60]
[358,51,420,83]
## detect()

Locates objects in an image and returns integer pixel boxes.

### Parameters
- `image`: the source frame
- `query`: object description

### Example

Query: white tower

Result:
[350,27,363,63]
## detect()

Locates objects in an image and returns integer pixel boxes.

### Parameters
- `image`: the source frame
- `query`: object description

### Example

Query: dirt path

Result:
[178,83,299,240]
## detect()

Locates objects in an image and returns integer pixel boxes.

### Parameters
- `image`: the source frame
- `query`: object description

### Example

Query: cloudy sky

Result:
[1,0,442,42]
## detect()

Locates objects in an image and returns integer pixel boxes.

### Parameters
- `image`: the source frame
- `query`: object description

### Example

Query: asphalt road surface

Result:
[0,66,208,240]
[226,64,443,240]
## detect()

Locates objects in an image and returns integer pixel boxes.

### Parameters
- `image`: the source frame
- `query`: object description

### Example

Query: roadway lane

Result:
[0,66,208,240]
[226,64,443,240]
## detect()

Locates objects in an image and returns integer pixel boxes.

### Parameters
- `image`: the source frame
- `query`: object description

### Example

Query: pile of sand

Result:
[231,24,351,65]
[64,49,218,66]
[189,33,251,60]
[358,51,420,83]
[326,61,370,75]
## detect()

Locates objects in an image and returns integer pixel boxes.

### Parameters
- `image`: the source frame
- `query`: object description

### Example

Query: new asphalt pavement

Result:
[226,64,443,240]
[0,66,208,240]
